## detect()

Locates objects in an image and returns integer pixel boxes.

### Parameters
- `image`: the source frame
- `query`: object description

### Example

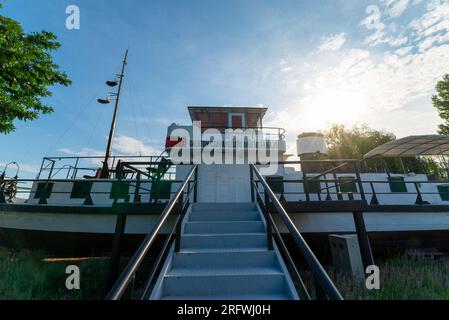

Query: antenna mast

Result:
[100,49,128,178]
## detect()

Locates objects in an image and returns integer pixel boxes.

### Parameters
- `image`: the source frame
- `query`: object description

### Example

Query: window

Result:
[228,113,245,128]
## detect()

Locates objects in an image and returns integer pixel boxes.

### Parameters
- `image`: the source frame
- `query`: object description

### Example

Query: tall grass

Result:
[337,255,449,300]
[303,255,449,300]
[1,247,448,300]
[0,248,108,300]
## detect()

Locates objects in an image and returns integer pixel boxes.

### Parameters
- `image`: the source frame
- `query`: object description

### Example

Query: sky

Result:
[1,0,449,177]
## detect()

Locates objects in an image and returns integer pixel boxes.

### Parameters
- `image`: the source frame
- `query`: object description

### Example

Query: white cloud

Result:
[59,135,162,159]
[266,0,449,143]
[58,147,104,157]
[382,0,412,18]
[318,33,347,52]
[112,135,162,155]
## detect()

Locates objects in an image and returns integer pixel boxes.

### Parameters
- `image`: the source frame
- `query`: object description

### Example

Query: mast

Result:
[100,49,128,178]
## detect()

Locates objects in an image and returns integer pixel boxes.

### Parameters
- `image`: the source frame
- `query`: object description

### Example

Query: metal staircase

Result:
[106,164,342,301]
[149,202,299,300]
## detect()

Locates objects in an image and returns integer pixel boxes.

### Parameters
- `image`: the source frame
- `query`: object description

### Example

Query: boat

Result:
[1,52,449,258]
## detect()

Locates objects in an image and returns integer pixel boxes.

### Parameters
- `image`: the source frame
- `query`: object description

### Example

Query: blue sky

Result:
[1,0,449,177]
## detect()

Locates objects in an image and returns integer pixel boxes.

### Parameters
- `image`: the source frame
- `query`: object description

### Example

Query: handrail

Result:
[105,164,197,300]
[250,164,343,300]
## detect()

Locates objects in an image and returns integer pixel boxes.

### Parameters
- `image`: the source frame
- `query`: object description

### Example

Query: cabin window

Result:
[437,185,449,201]
[266,176,284,194]
[150,181,172,202]
[71,181,93,199]
[228,113,245,128]
[34,182,54,199]
[338,176,357,193]
[109,181,130,199]
[388,176,407,193]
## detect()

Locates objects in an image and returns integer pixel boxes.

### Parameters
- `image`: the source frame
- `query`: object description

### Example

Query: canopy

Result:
[364,135,449,159]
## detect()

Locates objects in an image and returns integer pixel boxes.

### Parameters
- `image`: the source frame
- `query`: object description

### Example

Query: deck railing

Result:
[36,155,176,180]
[105,164,198,300]
[250,164,343,300]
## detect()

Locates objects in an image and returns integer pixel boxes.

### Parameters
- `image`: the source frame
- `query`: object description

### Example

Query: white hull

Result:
[1,208,448,235]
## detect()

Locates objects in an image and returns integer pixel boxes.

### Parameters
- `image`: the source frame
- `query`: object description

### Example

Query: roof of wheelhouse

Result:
[187,106,268,121]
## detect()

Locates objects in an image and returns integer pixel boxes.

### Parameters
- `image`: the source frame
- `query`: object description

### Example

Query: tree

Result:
[432,74,449,134]
[321,124,443,175]
[320,124,397,172]
[323,124,396,160]
[0,5,71,134]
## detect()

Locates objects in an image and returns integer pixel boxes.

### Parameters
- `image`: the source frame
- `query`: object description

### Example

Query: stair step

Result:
[160,274,293,298]
[189,210,261,222]
[167,267,283,276]
[172,250,279,269]
[184,221,265,234]
[181,234,267,249]
[160,293,293,300]
[192,202,257,212]
[179,247,268,253]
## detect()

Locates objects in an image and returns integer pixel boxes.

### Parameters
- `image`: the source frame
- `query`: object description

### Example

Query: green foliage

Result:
[0,248,107,299]
[321,124,443,174]
[0,10,71,133]
[323,124,396,160]
[433,74,449,135]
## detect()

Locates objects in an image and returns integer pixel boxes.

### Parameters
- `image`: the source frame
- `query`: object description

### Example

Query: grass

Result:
[337,255,449,300]
[0,247,108,300]
[303,255,449,300]
[0,247,448,300]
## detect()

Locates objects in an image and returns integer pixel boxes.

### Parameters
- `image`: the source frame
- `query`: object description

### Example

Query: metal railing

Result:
[200,126,286,140]
[255,178,449,206]
[105,164,198,300]
[37,155,176,180]
[250,164,343,300]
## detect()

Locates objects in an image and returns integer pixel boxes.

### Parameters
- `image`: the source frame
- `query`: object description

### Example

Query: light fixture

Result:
[97,98,110,104]
[106,80,118,87]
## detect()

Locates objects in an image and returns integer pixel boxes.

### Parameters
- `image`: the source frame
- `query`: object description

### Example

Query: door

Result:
[198,164,251,202]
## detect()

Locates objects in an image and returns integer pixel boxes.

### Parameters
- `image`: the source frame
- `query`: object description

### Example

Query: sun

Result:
[299,89,371,131]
